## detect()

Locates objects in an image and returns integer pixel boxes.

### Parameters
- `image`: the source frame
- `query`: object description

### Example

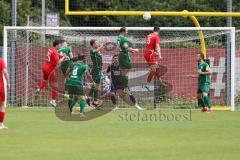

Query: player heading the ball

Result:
[117,27,143,110]
[144,26,162,89]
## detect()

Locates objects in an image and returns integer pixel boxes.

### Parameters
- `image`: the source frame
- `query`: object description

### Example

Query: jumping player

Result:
[88,39,108,106]
[189,53,212,112]
[65,55,95,117]
[107,55,143,110]
[0,58,10,130]
[58,40,73,75]
[117,27,139,94]
[36,40,65,108]
[144,26,162,87]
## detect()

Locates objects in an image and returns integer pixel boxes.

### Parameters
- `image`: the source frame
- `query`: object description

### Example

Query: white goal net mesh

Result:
[4,27,237,110]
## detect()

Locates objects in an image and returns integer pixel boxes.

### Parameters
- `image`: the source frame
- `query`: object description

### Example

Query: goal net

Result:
[3,27,237,111]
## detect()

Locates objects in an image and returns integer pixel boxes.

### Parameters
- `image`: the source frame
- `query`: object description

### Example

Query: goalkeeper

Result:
[106,55,143,110]
[58,40,73,75]
[65,55,95,117]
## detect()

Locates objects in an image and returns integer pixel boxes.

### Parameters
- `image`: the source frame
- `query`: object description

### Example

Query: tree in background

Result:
[1,0,240,45]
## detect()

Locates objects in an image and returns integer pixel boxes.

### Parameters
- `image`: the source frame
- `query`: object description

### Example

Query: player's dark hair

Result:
[72,54,85,62]
[119,27,127,33]
[113,54,118,58]
[197,52,205,60]
[112,54,118,63]
[53,40,61,47]
[90,39,97,46]
[59,39,67,44]
[153,26,160,32]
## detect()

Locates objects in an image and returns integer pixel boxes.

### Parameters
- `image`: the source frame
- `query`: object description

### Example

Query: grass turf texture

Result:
[0,107,240,160]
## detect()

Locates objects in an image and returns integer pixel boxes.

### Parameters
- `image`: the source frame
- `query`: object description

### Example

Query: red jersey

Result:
[145,32,160,51]
[0,58,6,101]
[0,58,6,84]
[43,47,60,71]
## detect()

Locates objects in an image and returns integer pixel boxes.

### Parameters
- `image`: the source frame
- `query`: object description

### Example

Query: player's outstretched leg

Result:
[144,63,159,91]
[120,68,130,93]
[119,88,143,110]
[50,85,57,108]
[35,80,47,97]
[129,94,143,110]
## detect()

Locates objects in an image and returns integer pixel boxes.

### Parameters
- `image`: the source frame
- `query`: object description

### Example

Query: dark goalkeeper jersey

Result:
[107,63,121,87]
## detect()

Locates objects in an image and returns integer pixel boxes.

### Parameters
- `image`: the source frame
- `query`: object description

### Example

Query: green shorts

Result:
[61,60,72,75]
[197,83,210,94]
[92,69,102,84]
[65,83,85,96]
[119,52,132,69]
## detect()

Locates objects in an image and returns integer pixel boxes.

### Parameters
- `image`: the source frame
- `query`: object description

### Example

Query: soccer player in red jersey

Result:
[36,40,65,108]
[144,26,162,85]
[0,58,10,130]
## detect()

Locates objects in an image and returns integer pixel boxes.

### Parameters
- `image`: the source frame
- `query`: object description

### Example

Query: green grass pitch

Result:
[0,107,240,160]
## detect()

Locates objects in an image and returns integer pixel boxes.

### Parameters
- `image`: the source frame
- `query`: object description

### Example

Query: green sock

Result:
[79,99,87,113]
[93,89,99,101]
[203,96,211,109]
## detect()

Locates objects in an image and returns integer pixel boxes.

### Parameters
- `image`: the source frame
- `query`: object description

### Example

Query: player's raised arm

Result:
[127,47,139,54]
[153,27,161,58]
[91,40,110,53]
[69,47,73,59]
[58,55,66,64]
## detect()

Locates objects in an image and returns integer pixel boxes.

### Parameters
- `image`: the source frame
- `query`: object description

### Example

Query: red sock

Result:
[39,82,46,89]
[0,111,5,123]
[147,71,155,83]
[52,88,57,100]
[155,68,161,80]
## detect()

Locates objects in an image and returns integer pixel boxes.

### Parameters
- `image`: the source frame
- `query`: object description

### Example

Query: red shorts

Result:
[43,67,57,83]
[0,83,5,102]
[144,51,157,65]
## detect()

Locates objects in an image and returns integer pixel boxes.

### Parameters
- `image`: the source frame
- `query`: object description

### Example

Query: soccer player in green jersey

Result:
[117,27,139,94]
[65,55,95,117]
[189,53,212,112]
[58,40,73,75]
[88,39,109,106]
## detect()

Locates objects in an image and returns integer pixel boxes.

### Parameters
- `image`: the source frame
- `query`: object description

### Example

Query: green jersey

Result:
[90,48,102,71]
[67,62,88,85]
[117,35,130,53]
[58,46,72,58]
[198,62,211,84]
[58,46,73,74]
